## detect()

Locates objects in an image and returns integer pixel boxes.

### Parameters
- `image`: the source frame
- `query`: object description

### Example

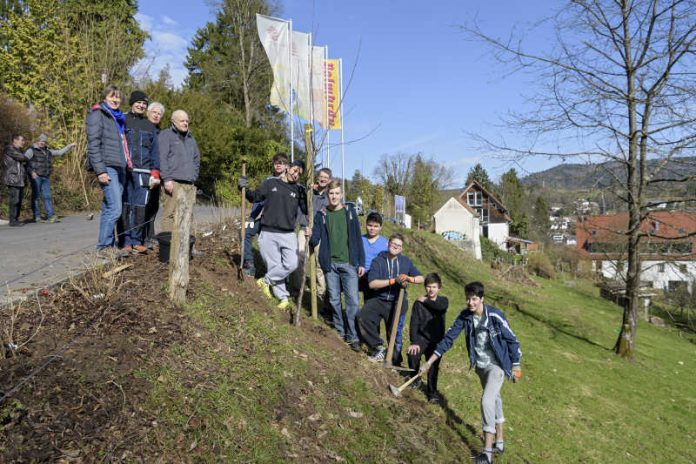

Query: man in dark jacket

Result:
[158,109,200,233]
[143,101,165,248]
[406,272,448,403]
[122,91,160,253]
[297,167,331,302]
[238,159,309,310]
[26,133,75,223]
[3,134,28,227]
[358,233,424,364]
[422,281,522,464]
[309,180,365,351]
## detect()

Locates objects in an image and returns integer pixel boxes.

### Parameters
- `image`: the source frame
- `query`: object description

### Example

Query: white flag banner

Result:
[291,31,311,121]
[256,14,291,112]
[311,45,327,127]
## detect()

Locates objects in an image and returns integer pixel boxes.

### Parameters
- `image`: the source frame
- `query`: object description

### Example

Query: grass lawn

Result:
[395,226,696,463]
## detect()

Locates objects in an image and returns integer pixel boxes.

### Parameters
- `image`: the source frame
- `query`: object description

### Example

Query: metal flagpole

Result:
[289,20,294,162]
[339,58,346,195]
[324,46,330,169]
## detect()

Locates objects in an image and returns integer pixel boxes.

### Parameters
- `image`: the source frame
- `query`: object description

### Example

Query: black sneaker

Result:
[368,346,386,362]
[9,221,25,227]
[493,443,504,455]
[409,378,422,390]
[473,453,492,464]
[349,340,361,352]
[427,392,442,404]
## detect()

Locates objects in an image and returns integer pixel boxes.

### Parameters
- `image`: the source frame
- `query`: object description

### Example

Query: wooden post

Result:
[169,183,196,305]
[238,163,247,281]
[384,287,405,368]
[295,124,317,324]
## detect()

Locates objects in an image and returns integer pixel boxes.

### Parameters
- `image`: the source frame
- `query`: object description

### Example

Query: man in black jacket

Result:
[239,159,309,309]
[3,134,28,227]
[26,134,75,223]
[122,91,160,253]
[407,272,448,403]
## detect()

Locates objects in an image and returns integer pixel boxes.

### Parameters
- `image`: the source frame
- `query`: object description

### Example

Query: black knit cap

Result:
[291,160,306,172]
[129,90,149,105]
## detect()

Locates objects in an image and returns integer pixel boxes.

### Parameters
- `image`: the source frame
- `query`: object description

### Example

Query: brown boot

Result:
[133,244,148,254]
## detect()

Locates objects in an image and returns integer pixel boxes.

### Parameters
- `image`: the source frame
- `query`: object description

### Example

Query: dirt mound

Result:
[1,222,475,462]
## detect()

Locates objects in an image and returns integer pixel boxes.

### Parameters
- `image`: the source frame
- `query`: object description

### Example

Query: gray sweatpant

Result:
[475,364,506,434]
[258,230,299,300]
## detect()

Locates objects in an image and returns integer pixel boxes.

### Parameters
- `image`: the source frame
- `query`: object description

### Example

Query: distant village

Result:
[432,181,696,297]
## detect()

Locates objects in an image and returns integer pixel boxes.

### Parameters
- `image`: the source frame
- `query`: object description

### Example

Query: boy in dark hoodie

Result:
[358,233,423,364]
[406,272,448,403]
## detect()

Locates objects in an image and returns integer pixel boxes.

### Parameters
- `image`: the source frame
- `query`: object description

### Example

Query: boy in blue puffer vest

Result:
[422,281,522,464]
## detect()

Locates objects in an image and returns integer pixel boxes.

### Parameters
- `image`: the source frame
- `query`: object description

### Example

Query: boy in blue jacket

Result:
[309,180,365,351]
[422,281,522,464]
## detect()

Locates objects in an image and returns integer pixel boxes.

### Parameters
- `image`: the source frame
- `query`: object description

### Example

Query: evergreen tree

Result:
[530,195,551,242]
[185,0,275,128]
[466,163,493,191]
[499,168,528,237]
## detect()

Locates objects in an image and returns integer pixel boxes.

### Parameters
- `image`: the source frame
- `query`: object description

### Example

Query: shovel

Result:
[388,371,423,397]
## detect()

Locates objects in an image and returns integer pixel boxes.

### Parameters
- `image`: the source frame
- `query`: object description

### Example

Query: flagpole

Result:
[324,46,330,170]
[289,20,294,162]
[339,58,346,195]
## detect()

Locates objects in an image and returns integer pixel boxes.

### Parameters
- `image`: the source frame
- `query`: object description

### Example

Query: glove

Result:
[238,176,248,190]
[512,366,522,383]
[398,274,414,284]
[149,169,161,189]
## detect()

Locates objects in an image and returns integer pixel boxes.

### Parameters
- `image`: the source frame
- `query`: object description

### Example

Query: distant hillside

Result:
[521,156,696,190]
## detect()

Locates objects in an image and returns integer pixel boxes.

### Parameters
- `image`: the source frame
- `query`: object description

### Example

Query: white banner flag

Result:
[291,31,311,122]
[311,45,327,127]
[256,14,291,112]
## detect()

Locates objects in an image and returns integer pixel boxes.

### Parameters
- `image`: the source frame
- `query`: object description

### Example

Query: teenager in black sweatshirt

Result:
[407,272,448,403]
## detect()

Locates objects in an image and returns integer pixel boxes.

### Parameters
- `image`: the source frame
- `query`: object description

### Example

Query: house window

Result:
[679,264,687,274]
[658,263,665,273]
[652,221,660,232]
[467,191,482,207]
[481,208,489,223]
[616,261,624,273]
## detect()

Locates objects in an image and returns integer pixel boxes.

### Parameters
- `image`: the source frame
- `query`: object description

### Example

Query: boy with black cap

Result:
[122,90,160,253]
[239,159,309,309]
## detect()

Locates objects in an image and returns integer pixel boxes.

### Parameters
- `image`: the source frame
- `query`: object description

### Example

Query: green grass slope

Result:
[390,226,696,463]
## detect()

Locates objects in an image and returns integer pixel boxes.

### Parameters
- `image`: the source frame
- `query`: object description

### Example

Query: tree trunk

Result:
[169,183,196,306]
[295,124,317,323]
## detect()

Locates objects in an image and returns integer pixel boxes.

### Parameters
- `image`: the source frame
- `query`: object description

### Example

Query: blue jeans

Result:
[325,262,360,343]
[96,166,126,250]
[243,219,261,268]
[31,175,54,219]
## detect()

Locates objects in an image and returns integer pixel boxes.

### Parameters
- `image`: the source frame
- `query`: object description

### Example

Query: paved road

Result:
[0,206,239,305]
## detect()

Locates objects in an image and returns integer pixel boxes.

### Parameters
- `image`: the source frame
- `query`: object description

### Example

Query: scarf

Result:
[101,103,132,169]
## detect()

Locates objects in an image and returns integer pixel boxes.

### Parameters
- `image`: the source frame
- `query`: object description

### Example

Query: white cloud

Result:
[134,14,192,88]
[135,13,154,34]
[162,15,177,26]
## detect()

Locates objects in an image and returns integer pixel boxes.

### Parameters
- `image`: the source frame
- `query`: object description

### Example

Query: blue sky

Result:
[137,0,564,186]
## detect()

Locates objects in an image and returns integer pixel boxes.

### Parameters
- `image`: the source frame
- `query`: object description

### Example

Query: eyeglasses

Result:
[389,242,403,249]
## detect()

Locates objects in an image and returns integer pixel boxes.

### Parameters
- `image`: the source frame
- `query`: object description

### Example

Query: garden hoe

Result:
[388,371,423,398]
[382,286,413,372]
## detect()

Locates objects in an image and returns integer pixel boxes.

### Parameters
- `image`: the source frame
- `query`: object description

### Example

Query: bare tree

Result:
[468,0,696,358]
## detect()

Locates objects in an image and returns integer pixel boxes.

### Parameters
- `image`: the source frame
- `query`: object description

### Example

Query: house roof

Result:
[576,211,696,260]
[459,180,513,222]
[433,197,479,218]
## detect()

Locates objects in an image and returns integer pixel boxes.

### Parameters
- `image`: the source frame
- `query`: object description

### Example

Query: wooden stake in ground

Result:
[169,183,196,305]
[294,124,316,325]
[384,286,406,368]
[238,162,247,281]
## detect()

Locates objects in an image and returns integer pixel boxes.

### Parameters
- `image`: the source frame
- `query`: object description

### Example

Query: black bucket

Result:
[155,232,196,263]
